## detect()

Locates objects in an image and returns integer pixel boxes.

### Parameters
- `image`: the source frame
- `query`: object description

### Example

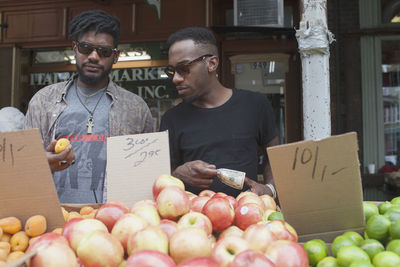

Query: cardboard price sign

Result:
[106,131,170,206]
[0,129,65,230]
[267,132,365,242]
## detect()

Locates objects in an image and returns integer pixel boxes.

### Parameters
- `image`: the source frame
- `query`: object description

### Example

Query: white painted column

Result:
[296,0,334,140]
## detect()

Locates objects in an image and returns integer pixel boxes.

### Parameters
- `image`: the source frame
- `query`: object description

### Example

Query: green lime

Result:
[304,239,329,266]
[342,231,364,246]
[364,214,391,243]
[386,239,400,256]
[359,238,385,260]
[331,235,355,257]
[349,260,374,267]
[378,201,392,214]
[316,256,338,267]
[391,196,400,205]
[268,211,284,221]
[390,220,400,239]
[372,251,400,267]
[336,245,370,267]
[383,206,400,223]
[363,202,379,222]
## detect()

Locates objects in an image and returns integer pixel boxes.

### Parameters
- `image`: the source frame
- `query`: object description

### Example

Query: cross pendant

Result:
[87,116,94,134]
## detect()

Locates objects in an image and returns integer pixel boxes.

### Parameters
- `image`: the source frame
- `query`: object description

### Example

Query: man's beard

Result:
[76,62,112,86]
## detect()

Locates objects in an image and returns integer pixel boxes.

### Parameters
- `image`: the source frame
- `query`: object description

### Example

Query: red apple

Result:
[211,192,228,199]
[153,174,185,200]
[242,222,277,253]
[237,195,266,211]
[234,203,264,231]
[61,217,83,244]
[265,240,309,267]
[68,218,108,252]
[199,189,215,198]
[178,257,219,267]
[126,249,176,267]
[77,230,124,267]
[111,213,148,253]
[94,203,127,232]
[177,211,213,235]
[230,249,276,267]
[190,196,210,213]
[169,227,213,265]
[159,219,178,240]
[202,197,234,231]
[186,191,197,201]
[218,225,244,240]
[236,191,258,201]
[212,236,250,267]
[127,225,169,255]
[225,195,238,210]
[130,199,157,211]
[28,239,78,267]
[27,232,69,252]
[131,205,160,226]
[157,186,191,220]
[259,194,277,211]
[107,200,130,213]
[265,220,298,242]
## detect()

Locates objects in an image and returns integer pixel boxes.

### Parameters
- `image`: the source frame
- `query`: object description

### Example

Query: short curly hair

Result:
[68,9,120,47]
[167,27,218,55]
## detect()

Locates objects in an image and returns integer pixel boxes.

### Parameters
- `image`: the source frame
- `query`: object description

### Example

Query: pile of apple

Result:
[26,174,309,267]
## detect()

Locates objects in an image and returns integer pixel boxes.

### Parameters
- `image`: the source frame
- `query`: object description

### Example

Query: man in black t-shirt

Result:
[160,27,279,198]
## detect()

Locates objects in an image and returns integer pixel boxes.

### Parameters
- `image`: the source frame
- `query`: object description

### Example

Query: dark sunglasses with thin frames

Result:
[76,41,118,58]
[164,54,213,79]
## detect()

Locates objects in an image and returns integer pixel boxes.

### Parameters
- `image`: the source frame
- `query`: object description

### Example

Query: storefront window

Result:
[382,40,400,165]
[382,0,400,24]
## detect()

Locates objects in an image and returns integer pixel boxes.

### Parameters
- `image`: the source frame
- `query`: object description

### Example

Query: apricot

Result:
[67,211,82,221]
[0,233,10,243]
[24,215,47,237]
[61,207,69,222]
[0,217,21,235]
[9,231,29,252]
[52,228,63,234]
[6,251,24,262]
[80,206,94,215]
[55,138,70,153]
[0,242,10,261]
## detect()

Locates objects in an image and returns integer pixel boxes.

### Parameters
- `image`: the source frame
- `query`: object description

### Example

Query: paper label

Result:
[217,168,245,190]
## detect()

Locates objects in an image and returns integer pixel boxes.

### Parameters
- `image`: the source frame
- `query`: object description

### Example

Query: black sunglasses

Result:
[76,41,118,58]
[164,54,213,79]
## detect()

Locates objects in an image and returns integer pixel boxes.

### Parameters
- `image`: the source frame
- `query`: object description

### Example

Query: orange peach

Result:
[0,233,10,243]
[9,231,29,252]
[67,211,82,222]
[0,217,21,234]
[80,206,94,215]
[61,207,69,222]
[25,215,47,237]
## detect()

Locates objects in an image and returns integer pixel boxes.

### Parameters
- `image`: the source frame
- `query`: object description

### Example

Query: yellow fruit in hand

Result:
[24,215,47,237]
[55,138,70,153]
[0,217,21,234]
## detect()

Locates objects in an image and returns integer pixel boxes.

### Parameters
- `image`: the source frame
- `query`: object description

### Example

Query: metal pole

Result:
[296,0,334,140]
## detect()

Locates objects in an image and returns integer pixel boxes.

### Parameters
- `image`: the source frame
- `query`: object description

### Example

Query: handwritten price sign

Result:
[267,132,364,241]
[106,131,170,206]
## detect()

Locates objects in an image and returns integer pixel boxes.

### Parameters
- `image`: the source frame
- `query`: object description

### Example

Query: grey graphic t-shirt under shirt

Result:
[53,83,112,203]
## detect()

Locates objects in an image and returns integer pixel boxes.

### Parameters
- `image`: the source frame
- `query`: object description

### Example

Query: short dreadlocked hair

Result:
[167,27,218,55]
[68,9,120,47]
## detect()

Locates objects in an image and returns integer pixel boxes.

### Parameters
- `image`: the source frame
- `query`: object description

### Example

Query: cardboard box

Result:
[268,132,365,243]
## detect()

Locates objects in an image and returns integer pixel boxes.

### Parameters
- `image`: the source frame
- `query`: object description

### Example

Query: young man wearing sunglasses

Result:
[24,10,154,203]
[160,27,280,199]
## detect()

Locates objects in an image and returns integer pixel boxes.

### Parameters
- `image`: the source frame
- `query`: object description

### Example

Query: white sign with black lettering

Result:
[106,131,170,206]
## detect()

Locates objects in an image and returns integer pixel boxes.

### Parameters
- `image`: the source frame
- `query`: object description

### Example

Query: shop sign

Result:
[29,66,177,100]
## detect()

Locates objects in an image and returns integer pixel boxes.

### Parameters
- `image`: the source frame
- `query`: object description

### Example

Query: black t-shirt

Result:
[160,88,278,196]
